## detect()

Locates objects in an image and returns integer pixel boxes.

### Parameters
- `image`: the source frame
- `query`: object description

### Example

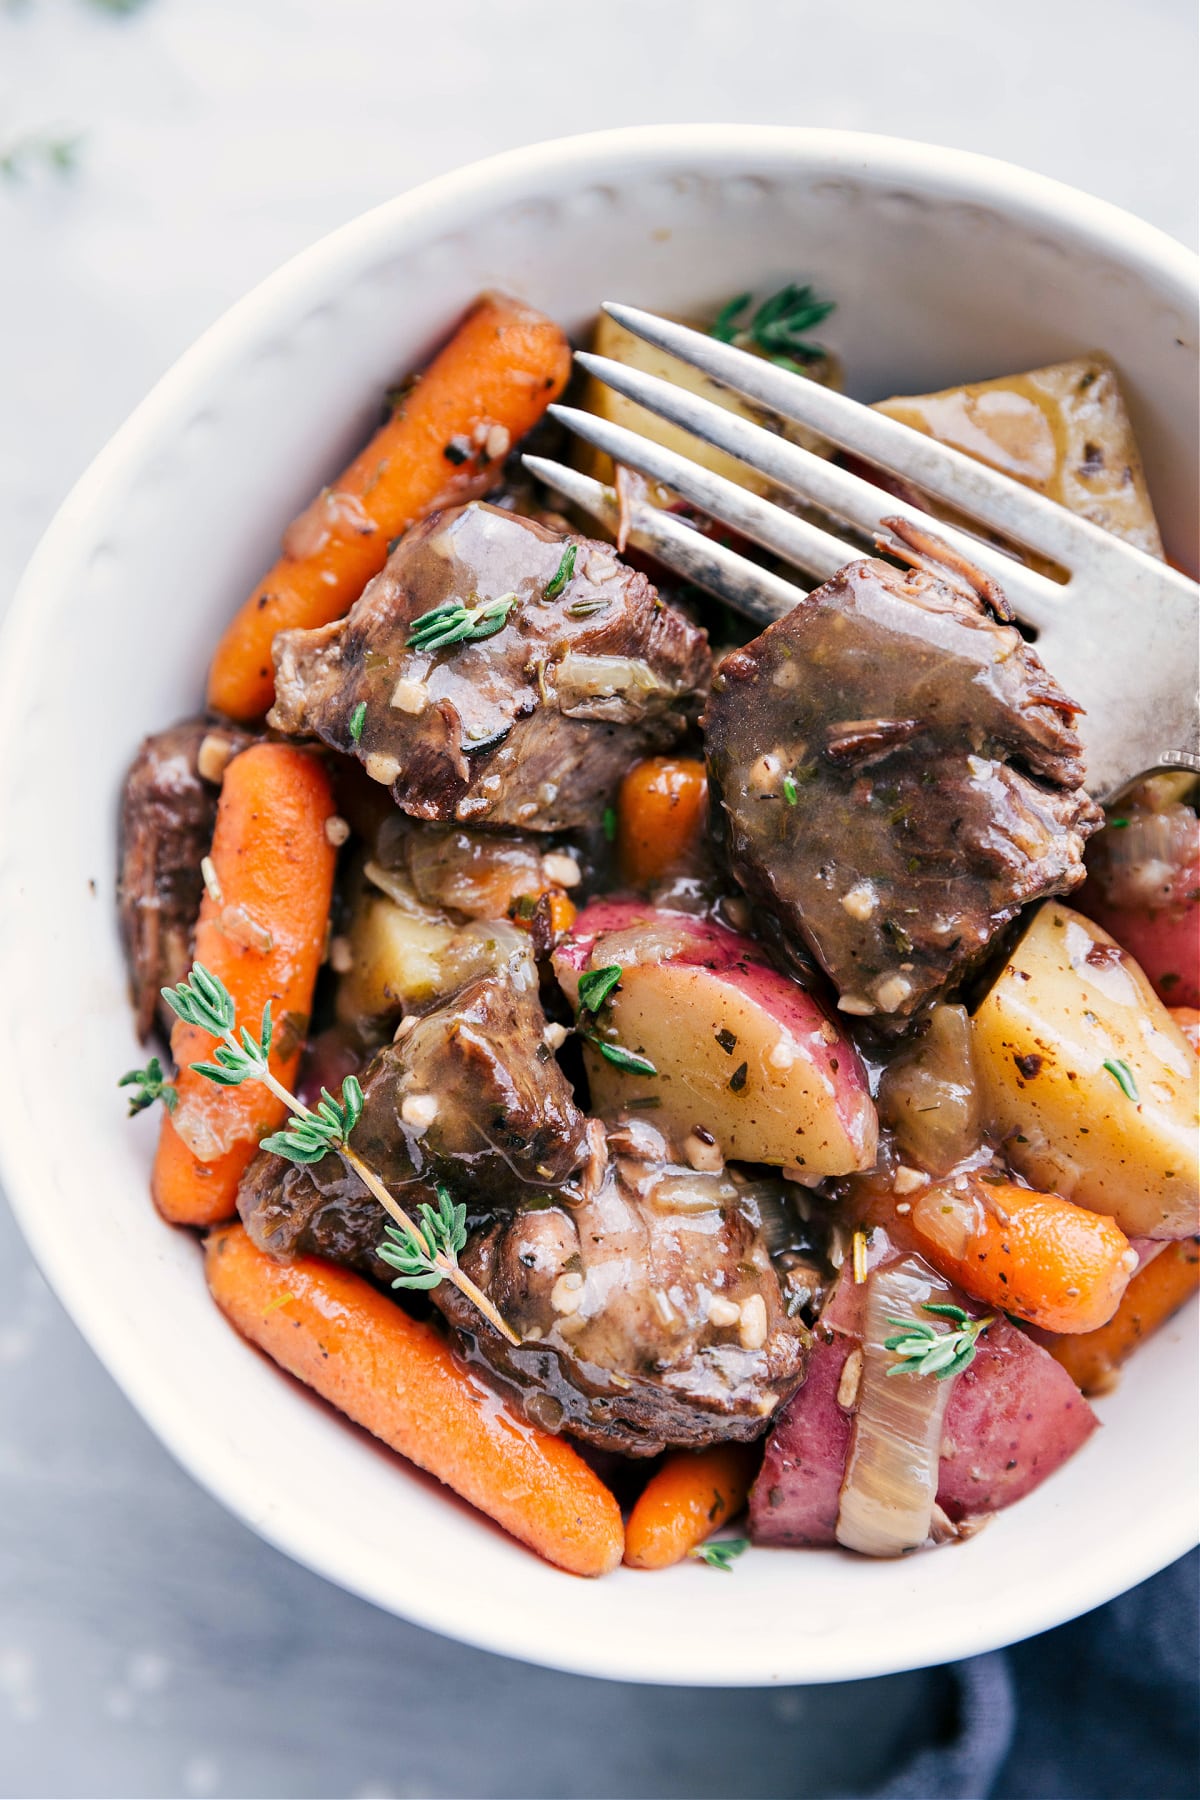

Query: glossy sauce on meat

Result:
[268,501,712,830]
[705,558,1103,1027]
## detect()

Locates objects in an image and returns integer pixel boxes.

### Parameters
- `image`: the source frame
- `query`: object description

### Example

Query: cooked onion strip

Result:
[835,1257,960,1557]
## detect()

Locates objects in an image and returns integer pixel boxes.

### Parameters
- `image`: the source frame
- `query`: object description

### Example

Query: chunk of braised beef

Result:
[704,558,1102,1028]
[268,501,712,831]
[237,968,588,1264]
[434,1117,810,1455]
[118,719,252,1040]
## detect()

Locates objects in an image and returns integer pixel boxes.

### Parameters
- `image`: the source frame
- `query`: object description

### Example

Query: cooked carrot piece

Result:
[617,756,708,887]
[624,1444,756,1569]
[205,1225,624,1577]
[1048,1238,1200,1394]
[152,744,336,1227]
[207,293,572,721]
[909,1173,1136,1334]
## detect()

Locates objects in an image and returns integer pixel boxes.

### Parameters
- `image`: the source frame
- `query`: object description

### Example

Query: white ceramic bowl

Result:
[1,126,1196,1687]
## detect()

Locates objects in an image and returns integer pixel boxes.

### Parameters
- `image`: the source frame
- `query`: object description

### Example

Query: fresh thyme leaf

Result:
[348,701,367,743]
[1102,1057,1140,1102]
[543,544,577,601]
[688,1536,749,1572]
[602,806,618,843]
[1107,817,1129,829]
[118,1057,178,1117]
[408,592,518,652]
[708,283,835,367]
[782,772,799,806]
[885,1305,993,1379]
[567,597,611,619]
[584,1033,657,1077]
[139,963,516,1342]
[578,964,623,1013]
[710,293,752,344]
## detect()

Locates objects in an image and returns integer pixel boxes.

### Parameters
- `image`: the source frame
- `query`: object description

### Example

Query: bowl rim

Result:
[1,124,1196,1685]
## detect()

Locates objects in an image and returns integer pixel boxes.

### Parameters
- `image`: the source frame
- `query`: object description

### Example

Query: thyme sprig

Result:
[407,591,518,652]
[147,964,518,1343]
[118,1055,177,1117]
[689,1536,749,1572]
[710,282,835,370]
[884,1302,993,1380]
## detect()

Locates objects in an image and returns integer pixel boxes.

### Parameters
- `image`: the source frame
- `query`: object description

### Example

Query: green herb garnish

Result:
[710,282,835,370]
[578,964,623,1013]
[1107,817,1129,830]
[376,1185,467,1291]
[602,807,618,843]
[884,1303,993,1379]
[118,1056,177,1117]
[782,772,799,805]
[584,1033,657,1077]
[348,701,367,743]
[407,592,518,652]
[1102,1057,1140,1102]
[149,964,516,1342]
[688,1536,749,1572]
[543,544,577,601]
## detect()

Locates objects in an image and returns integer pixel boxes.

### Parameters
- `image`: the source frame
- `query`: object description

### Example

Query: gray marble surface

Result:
[0,3,1195,1796]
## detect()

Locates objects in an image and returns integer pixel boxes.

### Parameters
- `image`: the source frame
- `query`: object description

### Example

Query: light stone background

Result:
[1,3,1196,1796]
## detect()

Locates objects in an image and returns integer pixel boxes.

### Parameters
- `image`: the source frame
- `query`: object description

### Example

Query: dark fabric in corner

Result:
[869,1551,1199,1800]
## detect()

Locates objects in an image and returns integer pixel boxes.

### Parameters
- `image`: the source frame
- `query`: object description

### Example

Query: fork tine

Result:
[573,353,1063,629]
[602,302,1103,570]
[522,454,805,624]
[550,403,873,591]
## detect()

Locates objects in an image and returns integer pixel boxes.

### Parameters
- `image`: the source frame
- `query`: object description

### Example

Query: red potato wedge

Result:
[554,902,877,1175]
[750,1292,1097,1544]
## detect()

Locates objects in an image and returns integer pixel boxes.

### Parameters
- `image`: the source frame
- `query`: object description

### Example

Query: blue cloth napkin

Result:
[872,1550,1199,1799]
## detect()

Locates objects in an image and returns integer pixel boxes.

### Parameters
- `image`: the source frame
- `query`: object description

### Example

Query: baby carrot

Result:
[205,1226,624,1578]
[1048,1238,1200,1394]
[624,1444,756,1569]
[616,756,708,888]
[152,744,336,1227]
[207,293,571,721]
[910,1173,1136,1335]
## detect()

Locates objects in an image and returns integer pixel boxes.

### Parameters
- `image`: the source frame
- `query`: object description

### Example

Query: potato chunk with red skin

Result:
[554,901,877,1176]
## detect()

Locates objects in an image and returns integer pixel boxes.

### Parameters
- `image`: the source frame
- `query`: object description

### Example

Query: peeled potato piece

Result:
[576,308,837,494]
[972,903,1199,1239]
[875,355,1164,559]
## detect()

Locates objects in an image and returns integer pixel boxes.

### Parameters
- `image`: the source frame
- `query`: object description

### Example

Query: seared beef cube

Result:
[238,968,588,1262]
[118,719,251,1039]
[269,501,711,831]
[704,559,1102,1026]
[434,1117,810,1455]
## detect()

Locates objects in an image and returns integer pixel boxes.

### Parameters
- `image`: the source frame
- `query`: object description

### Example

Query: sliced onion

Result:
[835,1256,960,1557]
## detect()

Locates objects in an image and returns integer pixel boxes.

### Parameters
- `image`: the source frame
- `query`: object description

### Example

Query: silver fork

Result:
[523,302,1199,801]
